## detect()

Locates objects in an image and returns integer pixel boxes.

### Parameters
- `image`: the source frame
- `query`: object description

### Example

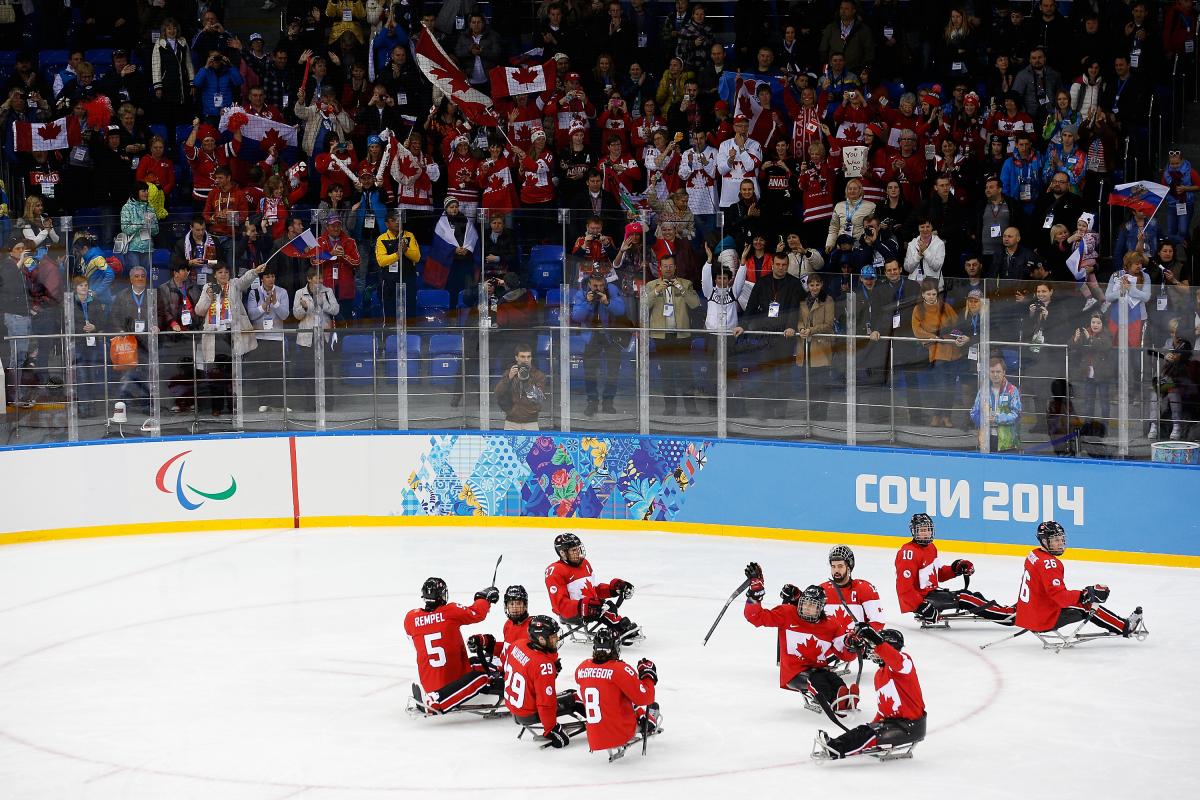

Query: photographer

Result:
[493,343,547,431]
[194,49,243,125]
[571,274,628,418]
[644,254,701,415]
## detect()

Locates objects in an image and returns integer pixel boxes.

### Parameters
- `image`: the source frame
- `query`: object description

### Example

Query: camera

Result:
[516,364,531,382]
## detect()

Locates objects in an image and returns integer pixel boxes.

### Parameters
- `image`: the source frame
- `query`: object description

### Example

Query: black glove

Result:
[639,702,661,735]
[467,633,495,655]
[546,723,570,748]
[610,578,635,600]
[581,598,605,620]
[915,600,939,624]
[1080,584,1110,605]
[475,586,500,604]
[780,583,800,605]
[637,657,658,684]
[844,632,868,655]
[951,559,975,576]
[747,577,765,603]
[554,657,562,675]
[856,622,884,647]
[745,561,763,581]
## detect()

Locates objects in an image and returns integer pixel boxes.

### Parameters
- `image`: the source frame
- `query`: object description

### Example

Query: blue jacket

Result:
[570,284,627,344]
[81,246,116,305]
[1000,155,1043,210]
[371,27,410,75]
[193,65,243,118]
[1112,219,1160,268]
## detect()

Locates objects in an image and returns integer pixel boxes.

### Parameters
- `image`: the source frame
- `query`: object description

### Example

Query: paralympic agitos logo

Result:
[155,450,238,511]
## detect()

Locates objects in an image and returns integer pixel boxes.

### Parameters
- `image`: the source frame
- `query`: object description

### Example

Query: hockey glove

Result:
[475,586,500,604]
[554,657,562,675]
[1080,584,1110,605]
[639,702,661,735]
[581,598,605,620]
[855,622,884,647]
[915,600,939,624]
[951,559,975,576]
[609,578,635,600]
[467,633,496,657]
[546,724,571,748]
[780,583,800,605]
[747,577,766,603]
[745,561,763,581]
[637,657,658,684]
[844,632,868,655]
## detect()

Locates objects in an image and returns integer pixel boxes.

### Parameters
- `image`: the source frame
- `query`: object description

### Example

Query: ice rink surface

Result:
[0,525,1194,800]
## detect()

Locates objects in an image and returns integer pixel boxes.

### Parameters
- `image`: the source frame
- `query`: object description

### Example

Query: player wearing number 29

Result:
[545,533,638,640]
[742,562,857,710]
[403,577,500,714]
[575,628,660,752]
[1015,521,1146,637]
[896,514,1016,625]
[505,616,586,748]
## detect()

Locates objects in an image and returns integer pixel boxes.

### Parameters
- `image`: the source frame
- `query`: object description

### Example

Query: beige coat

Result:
[193,270,260,366]
[794,295,836,367]
[825,198,877,251]
[643,277,701,339]
[293,284,342,348]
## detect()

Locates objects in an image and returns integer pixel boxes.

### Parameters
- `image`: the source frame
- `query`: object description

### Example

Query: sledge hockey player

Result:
[467,584,534,665]
[742,562,858,713]
[545,533,639,643]
[896,513,1015,626]
[504,615,587,748]
[403,577,501,715]
[819,545,886,629]
[813,625,927,761]
[1015,521,1147,642]
[574,628,662,761]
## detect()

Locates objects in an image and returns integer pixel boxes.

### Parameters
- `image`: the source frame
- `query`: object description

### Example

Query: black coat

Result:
[870,277,923,366]
[742,273,804,360]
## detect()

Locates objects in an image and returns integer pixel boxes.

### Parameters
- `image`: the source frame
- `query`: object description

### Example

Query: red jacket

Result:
[314,231,360,300]
[135,155,176,198]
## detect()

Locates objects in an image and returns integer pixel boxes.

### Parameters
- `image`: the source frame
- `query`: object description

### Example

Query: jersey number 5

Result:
[423,632,447,667]
[583,686,602,723]
[1019,569,1031,603]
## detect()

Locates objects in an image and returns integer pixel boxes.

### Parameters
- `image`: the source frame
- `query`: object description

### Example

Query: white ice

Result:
[0,525,1194,799]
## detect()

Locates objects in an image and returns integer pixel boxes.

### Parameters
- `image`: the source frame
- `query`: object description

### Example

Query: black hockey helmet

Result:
[504,585,529,623]
[910,513,935,545]
[829,544,855,572]
[870,629,905,666]
[798,585,826,623]
[527,615,561,653]
[421,576,448,609]
[1036,520,1066,555]
[554,532,586,566]
[592,627,621,663]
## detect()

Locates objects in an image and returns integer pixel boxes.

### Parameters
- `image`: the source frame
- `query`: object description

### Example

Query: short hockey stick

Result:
[489,554,503,587]
[829,581,865,691]
[702,577,752,645]
[979,629,1029,649]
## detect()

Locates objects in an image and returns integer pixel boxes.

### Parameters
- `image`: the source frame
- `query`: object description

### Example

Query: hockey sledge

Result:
[917,609,1003,629]
[810,731,917,763]
[406,682,511,719]
[1031,607,1149,653]
[604,707,664,762]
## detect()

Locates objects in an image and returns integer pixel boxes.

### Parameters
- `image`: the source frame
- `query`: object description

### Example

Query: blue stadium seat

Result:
[528,244,565,289]
[0,51,19,67]
[383,334,424,383]
[535,333,553,374]
[148,123,169,144]
[416,289,450,311]
[568,333,586,389]
[340,334,376,386]
[39,50,69,70]
[84,50,114,69]
[428,333,463,387]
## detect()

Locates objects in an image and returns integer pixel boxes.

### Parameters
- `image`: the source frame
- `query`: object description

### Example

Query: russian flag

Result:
[281,228,319,258]
[1107,181,1169,217]
[422,216,478,290]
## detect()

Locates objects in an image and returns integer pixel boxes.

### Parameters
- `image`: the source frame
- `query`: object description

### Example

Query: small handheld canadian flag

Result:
[12,116,82,153]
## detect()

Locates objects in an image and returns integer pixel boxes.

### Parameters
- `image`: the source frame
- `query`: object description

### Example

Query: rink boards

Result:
[1,431,1197,565]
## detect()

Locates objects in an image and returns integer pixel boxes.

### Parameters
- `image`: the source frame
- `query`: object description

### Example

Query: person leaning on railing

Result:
[0,237,34,407]
[69,276,108,418]
[911,278,967,429]
[245,266,291,414]
[374,210,420,325]
[644,253,701,416]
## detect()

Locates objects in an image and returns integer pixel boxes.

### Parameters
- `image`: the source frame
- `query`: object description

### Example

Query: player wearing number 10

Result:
[403,577,500,714]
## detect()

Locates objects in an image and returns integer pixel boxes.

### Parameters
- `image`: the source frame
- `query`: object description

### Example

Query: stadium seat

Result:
[382,334,424,383]
[528,244,565,289]
[148,123,169,144]
[0,51,18,67]
[340,334,376,386]
[39,50,69,70]
[416,289,450,311]
[428,333,463,388]
[535,333,553,374]
[84,49,114,69]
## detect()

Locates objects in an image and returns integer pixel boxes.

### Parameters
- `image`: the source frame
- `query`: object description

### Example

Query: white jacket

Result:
[903,235,947,289]
[701,260,748,332]
[293,284,341,348]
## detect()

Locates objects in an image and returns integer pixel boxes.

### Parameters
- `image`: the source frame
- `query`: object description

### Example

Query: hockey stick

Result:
[979,629,1028,649]
[702,577,752,645]
[829,581,865,694]
[489,554,503,587]
[806,680,852,733]
[560,594,625,640]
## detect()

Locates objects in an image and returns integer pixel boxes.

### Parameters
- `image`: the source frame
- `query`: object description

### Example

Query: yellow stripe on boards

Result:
[2,514,1198,569]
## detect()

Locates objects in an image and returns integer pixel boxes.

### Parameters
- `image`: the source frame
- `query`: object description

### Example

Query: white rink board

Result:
[0,525,1194,799]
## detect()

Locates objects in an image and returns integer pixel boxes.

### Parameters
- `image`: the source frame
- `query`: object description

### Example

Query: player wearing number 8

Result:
[403,577,500,714]
[575,628,660,753]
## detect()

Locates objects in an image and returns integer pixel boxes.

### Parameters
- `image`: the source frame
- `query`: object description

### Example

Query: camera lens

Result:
[517,364,531,381]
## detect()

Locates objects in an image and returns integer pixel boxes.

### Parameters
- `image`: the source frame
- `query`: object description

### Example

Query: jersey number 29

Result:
[504,663,526,707]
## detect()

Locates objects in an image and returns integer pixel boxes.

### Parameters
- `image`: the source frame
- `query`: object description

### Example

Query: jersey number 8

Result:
[583,686,602,723]
[504,663,526,707]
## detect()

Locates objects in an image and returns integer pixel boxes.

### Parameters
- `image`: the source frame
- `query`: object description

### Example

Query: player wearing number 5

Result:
[575,628,661,756]
[403,577,500,715]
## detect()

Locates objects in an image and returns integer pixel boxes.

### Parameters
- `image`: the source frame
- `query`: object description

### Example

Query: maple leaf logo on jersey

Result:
[830,606,855,628]
[792,633,827,664]
[487,174,507,193]
[877,678,902,717]
[38,121,62,141]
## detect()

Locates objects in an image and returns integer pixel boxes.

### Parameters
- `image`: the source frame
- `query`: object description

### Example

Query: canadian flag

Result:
[12,116,82,152]
[489,60,557,99]
[413,25,500,127]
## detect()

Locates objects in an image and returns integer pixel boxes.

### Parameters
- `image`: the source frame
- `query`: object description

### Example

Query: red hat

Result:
[565,71,581,82]
[963,91,980,106]
[624,221,645,237]
[714,100,729,112]
[921,92,941,107]
[867,123,886,139]
[197,124,219,141]
[569,121,588,135]
[733,113,749,122]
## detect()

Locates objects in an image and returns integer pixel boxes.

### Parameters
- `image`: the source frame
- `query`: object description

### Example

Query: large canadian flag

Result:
[489,60,557,99]
[12,116,82,152]
[218,106,299,150]
[413,26,501,127]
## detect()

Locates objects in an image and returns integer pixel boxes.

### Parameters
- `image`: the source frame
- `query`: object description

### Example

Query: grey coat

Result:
[194,270,260,365]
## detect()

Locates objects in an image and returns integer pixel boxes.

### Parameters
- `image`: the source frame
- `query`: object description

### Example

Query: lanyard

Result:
[844,198,863,223]
[177,284,192,310]
[132,290,144,318]
[80,298,89,325]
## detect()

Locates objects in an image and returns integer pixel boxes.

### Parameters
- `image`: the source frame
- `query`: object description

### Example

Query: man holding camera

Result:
[571,274,628,417]
[194,49,243,124]
[493,343,547,431]
[644,254,701,415]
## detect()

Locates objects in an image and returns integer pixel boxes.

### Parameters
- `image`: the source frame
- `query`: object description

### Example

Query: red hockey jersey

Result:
[743,600,854,688]
[871,642,925,722]
[1015,548,1082,632]
[820,579,886,630]
[503,640,560,731]
[575,657,656,751]
[545,558,616,620]
[403,598,490,692]
[895,542,956,613]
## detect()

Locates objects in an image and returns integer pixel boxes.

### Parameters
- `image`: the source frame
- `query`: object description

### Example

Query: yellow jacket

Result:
[326,1,366,44]
[375,228,420,272]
